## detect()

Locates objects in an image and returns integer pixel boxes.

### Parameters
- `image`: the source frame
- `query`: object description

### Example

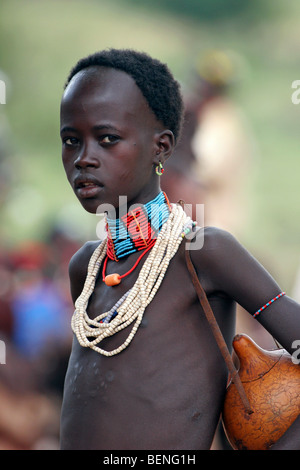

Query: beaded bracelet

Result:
[253,292,286,318]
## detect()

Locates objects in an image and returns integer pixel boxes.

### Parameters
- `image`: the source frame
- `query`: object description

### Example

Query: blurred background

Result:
[0,0,299,450]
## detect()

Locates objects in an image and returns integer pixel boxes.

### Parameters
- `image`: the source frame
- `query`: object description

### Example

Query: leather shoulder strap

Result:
[185,244,253,414]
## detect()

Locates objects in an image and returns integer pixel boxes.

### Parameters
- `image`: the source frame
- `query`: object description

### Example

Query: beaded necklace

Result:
[71,202,196,356]
[103,191,171,286]
[106,191,171,260]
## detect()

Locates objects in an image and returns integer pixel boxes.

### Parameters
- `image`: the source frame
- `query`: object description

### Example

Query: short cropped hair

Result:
[65,48,184,142]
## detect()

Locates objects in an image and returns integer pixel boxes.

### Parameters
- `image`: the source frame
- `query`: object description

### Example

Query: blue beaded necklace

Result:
[105,191,171,261]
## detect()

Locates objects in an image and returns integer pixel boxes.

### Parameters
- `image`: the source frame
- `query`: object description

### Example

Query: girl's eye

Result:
[63,137,78,147]
[101,135,119,144]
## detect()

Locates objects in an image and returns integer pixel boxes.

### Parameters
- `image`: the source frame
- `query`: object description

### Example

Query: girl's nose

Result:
[74,143,100,169]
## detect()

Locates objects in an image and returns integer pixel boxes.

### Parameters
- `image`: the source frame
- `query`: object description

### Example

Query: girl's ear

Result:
[153,130,175,164]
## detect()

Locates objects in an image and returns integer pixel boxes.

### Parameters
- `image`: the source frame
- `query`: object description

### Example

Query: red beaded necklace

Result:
[102,192,171,286]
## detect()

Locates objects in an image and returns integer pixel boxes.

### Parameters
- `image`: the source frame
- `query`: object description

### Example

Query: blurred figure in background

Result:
[160,92,206,223]
[189,51,281,352]
[191,49,255,237]
[162,49,255,237]
[9,240,70,359]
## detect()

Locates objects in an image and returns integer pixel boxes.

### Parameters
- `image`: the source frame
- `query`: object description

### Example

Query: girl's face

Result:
[60,66,168,215]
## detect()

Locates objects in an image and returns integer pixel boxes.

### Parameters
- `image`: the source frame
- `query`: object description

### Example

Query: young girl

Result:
[59,48,300,450]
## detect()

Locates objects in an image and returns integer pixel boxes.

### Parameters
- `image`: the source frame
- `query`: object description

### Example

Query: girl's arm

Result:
[192,227,300,450]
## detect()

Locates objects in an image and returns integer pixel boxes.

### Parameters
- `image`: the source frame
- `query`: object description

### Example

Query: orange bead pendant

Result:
[104,273,121,286]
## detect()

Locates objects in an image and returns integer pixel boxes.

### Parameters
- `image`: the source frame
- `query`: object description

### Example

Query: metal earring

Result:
[155,161,164,176]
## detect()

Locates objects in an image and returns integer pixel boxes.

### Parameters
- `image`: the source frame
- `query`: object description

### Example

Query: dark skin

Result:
[60,66,300,450]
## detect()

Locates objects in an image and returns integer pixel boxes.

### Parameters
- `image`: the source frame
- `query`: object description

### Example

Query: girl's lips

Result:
[76,184,102,198]
[74,176,103,198]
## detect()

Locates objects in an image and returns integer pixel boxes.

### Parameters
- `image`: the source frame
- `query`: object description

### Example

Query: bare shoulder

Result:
[68,240,102,303]
[189,225,285,316]
[189,225,240,272]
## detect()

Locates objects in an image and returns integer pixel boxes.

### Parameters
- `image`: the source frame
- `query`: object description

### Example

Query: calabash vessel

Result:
[222,334,300,450]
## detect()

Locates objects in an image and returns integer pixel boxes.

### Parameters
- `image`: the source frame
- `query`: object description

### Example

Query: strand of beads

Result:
[71,203,192,356]
[101,289,132,323]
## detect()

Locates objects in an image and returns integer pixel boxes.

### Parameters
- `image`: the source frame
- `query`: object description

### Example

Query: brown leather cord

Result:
[185,244,253,415]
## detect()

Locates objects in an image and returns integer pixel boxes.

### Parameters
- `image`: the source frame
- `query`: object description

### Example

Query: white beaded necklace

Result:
[71,203,192,356]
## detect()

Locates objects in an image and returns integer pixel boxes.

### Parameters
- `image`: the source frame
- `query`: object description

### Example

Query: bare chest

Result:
[61,254,233,449]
